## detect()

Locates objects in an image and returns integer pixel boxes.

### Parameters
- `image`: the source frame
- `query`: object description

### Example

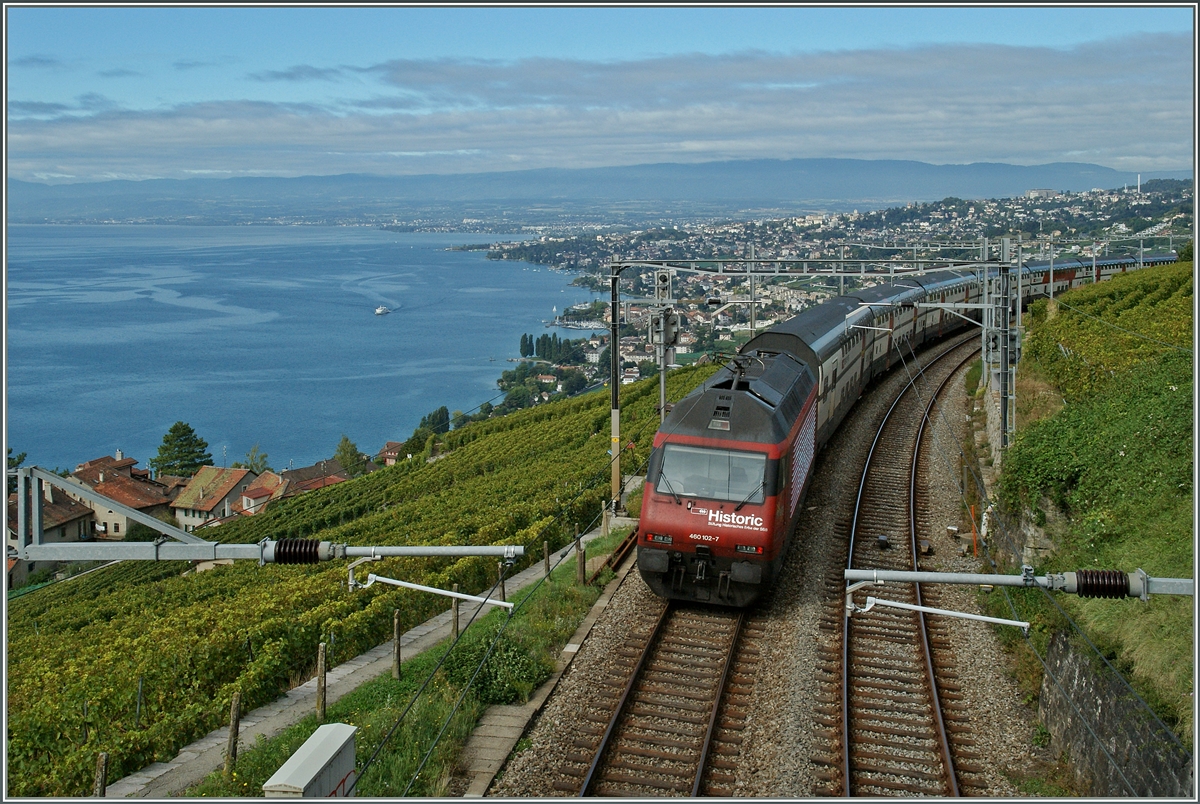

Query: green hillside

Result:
[999,261,1194,743]
[5,366,718,796]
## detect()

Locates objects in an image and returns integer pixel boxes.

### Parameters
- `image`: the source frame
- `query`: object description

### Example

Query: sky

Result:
[4,5,1196,183]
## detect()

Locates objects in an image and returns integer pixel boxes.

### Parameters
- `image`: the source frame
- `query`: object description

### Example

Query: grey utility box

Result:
[263,723,358,797]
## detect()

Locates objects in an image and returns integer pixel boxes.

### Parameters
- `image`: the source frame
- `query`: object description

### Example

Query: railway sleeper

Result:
[658,638,731,657]
[602,758,694,779]
[854,767,950,791]
[850,679,929,699]
[565,752,596,765]
[634,693,712,713]
[851,710,941,731]
[614,744,700,763]
[617,730,700,750]
[596,774,689,794]
[850,723,937,744]
[627,704,707,725]
[551,779,582,791]
[655,654,728,671]
[853,777,945,796]
[642,665,719,683]
[705,786,735,797]
[637,681,717,702]
[709,754,739,768]
[851,748,942,770]
[707,771,737,784]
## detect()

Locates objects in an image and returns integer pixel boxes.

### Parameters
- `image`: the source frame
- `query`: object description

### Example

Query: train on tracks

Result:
[636,251,1179,606]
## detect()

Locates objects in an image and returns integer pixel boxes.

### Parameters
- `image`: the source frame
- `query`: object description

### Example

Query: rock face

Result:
[1039,631,1193,798]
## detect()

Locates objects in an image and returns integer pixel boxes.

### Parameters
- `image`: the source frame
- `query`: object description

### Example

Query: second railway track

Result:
[813,336,988,796]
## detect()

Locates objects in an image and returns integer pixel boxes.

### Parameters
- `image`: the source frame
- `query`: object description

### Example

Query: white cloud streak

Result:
[7,35,1193,181]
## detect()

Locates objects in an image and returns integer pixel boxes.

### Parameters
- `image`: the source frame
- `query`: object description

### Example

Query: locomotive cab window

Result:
[655,444,768,505]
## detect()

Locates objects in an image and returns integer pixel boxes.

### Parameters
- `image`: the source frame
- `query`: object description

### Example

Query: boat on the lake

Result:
[375,306,391,315]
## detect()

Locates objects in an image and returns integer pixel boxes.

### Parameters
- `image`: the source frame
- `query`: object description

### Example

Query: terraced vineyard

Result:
[1021,261,1193,397]
[6,366,717,796]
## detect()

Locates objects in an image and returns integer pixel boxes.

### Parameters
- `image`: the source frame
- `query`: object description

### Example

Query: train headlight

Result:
[736,544,764,555]
[647,533,673,544]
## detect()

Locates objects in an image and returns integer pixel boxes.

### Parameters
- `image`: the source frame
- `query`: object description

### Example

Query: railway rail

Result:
[551,600,766,796]
[813,336,987,796]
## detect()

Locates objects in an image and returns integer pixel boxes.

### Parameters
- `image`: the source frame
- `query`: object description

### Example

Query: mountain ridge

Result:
[8,158,1190,225]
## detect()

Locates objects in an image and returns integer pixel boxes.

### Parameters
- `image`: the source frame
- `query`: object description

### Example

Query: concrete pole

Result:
[452,584,460,638]
[498,562,506,602]
[544,540,551,577]
[749,243,756,338]
[610,264,622,513]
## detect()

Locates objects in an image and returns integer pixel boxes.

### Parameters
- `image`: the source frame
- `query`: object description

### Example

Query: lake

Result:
[5,225,602,473]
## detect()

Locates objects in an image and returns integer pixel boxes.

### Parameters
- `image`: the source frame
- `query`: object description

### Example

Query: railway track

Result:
[552,601,766,796]
[812,337,987,796]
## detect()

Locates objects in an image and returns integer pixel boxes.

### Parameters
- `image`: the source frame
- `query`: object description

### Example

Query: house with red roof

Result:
[376,441,406,467]
[66,452,179,539]
[234,471,288,515]
[170,467,258,532]
[7,485,95,589]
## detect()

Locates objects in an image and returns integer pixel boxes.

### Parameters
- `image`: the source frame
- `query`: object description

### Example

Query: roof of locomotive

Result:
[661,351,815,446]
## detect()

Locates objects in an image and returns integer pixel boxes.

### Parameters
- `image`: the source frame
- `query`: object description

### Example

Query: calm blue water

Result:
[5,225,601,473]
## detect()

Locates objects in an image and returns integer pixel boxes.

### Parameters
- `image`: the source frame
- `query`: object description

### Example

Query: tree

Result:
[149,422,213,478]
[419,406,450,435]
[1178,240,1193,263]
[8,448,26,495]
[232,444,272,474]
[334,435,367,478]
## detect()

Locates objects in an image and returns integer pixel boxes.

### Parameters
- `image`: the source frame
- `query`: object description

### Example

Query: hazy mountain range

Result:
[7,159,1189,227]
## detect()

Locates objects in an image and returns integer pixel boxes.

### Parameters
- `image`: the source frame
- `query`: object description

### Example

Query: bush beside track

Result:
[5,366,718,796]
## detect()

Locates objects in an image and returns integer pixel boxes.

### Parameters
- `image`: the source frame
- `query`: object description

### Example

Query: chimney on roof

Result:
[99,471,105,483]
[43,484,53,504]
[115,449,124,461]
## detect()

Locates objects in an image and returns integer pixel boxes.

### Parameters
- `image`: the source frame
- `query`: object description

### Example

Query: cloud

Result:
[7,34,1193,181]
[12,54,63,68]
[248,64,345,82]
[174,59,214,71]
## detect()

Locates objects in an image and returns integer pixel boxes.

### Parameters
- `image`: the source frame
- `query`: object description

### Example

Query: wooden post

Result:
[93,752,108,797]
[135,675,143,729]
[223,691,240,780]
[544,540,551,578]
[575,524,585,585]
[498,562,506,602]
[316,642,327,723]
[602,503,609,537]
[452,584,460,639]
[392,609,401,680]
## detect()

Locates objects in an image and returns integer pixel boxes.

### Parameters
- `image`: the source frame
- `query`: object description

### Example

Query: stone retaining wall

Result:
[1039,631,1192,797]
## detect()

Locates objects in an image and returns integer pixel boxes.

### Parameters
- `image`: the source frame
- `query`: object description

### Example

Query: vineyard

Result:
[5,365,718,796]
[1020,261,1193,399]
[1000,261,1194,744]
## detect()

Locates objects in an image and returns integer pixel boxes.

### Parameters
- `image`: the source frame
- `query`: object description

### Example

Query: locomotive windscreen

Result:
[655,444,767,504]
